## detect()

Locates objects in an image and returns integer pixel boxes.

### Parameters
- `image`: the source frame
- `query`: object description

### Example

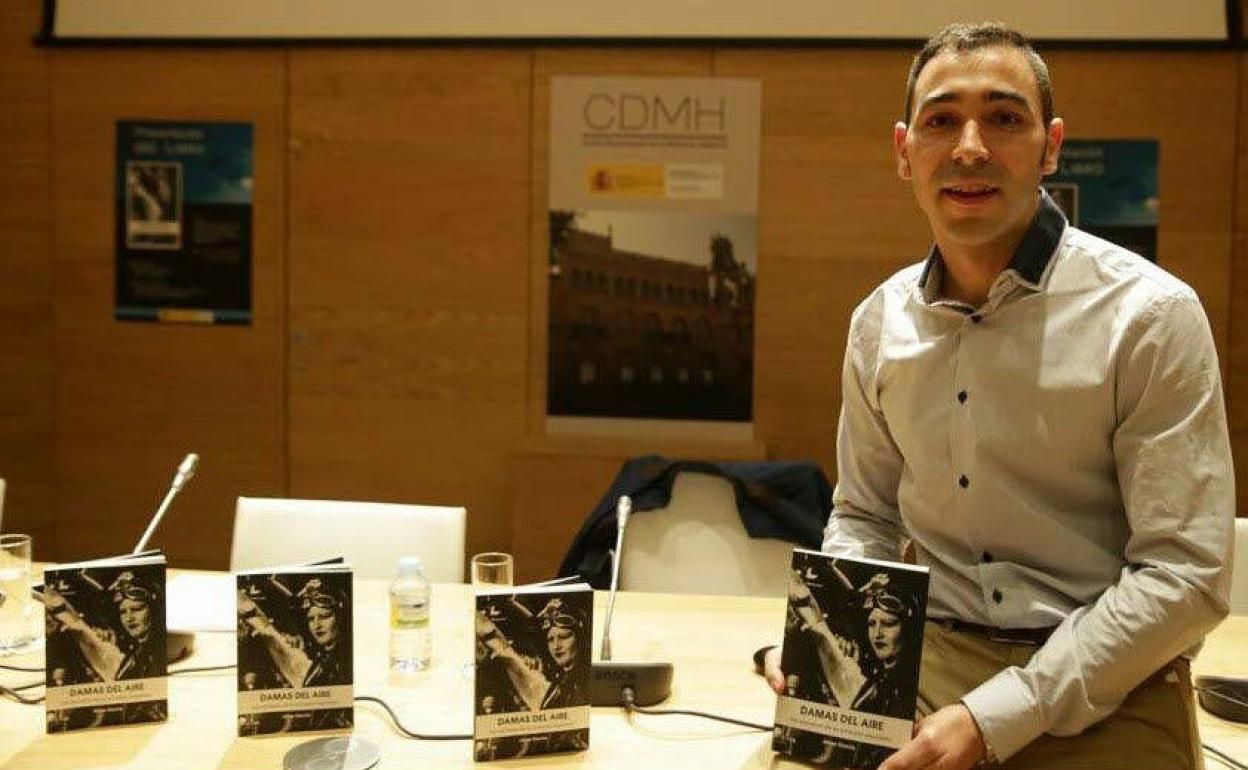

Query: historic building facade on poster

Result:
[548,216,754,421]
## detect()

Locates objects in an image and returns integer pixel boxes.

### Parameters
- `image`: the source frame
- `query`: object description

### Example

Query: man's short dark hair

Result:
[903,22,1054,127]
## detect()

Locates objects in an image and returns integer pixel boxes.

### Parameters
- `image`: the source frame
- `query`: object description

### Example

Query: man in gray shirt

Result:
[763,22,1234,770]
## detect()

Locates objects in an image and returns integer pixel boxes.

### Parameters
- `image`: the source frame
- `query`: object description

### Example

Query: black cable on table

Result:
[169,664,237,675]
[0,684,44,705]
[353,695,470,740]
[0,663,44,672]
[620,686,771,732]
[0,664,241,705]
[1204,744,1248,770]
[1,660,472,742]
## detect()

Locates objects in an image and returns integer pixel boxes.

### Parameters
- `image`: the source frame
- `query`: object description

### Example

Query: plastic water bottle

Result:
[389,556,431,673]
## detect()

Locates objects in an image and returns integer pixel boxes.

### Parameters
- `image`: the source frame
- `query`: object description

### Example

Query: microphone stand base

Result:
[591,661,673,706]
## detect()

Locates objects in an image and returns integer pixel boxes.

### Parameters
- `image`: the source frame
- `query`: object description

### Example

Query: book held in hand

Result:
[773,549,930,768]
[42,551,169,733]
[235,559,353,736]
[473,583,593,762]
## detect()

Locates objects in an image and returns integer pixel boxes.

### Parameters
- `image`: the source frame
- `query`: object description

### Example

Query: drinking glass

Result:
[460,553,513,679]
[0,534,37,655]
[470,553,513,590]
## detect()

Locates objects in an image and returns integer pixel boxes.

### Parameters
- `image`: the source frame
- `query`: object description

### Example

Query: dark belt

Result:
[930,617,1057,646]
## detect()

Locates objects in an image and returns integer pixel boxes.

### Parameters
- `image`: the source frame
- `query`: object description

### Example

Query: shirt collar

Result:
[917,188,1068,297]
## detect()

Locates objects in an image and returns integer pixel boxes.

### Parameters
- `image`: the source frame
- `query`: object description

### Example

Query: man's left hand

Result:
[879,704,987,770]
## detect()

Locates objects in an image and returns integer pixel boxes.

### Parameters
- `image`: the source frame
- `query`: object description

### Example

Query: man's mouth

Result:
[942,183,1000,204]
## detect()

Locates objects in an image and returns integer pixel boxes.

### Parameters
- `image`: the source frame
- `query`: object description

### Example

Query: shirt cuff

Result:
[960,668,1045,762]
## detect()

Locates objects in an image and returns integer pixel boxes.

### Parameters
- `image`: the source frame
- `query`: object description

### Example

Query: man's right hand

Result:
[762,645,785,694]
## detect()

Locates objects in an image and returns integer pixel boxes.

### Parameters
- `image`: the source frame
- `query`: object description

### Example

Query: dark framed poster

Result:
[115,121,253,324]
[1044,139,1158,262]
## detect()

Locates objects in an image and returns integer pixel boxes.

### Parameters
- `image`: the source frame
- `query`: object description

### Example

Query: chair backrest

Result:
[1231,518,1248,616]
[619,471,794,597]
[230,497,466,582]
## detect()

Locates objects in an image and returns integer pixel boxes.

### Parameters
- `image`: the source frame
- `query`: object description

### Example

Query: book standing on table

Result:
[473,583,593,762]
[773,549,930,768]
[42,551,169,733]
[236,559,354,736]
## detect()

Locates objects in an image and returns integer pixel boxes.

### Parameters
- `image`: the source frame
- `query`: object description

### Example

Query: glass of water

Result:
[460,553,514,679]
[470,553,513,589]
[0,534,37,655]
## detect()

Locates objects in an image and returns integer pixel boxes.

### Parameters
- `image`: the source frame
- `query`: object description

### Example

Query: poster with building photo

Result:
[547,77,760,433]
[1043,139,1158,262]
[115,120,254,324]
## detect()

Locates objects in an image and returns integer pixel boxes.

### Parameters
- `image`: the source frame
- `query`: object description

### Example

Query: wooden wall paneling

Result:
[713,48,928,475]
[287,49,533,561]
[526,48,715,436]
[1046,51,1237,363]
[49,49,287,567]
[0,3,56,555]
[1233,52,1248,519]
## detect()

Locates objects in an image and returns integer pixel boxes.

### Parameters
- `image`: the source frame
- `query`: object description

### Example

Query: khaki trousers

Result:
[919,621,1203,770]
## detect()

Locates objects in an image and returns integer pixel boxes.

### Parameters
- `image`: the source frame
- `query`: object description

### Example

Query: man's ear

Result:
[1041,117,1065,175]
[893,121,911,180]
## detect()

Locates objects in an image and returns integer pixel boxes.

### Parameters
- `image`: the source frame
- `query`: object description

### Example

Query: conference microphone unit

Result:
[591,495,674,707]
[132,452,199,664]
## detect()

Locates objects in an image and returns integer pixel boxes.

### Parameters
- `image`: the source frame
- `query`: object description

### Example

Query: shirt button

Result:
[970,314,982,324]
[992,589,1003,604]
[957,390,968,404]
[959,475,970,488]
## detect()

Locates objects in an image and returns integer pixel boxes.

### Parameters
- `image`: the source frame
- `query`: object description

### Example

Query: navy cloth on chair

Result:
[557,455,832,588]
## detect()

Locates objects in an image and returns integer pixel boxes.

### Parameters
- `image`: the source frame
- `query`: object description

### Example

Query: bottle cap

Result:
[396,556,425,576]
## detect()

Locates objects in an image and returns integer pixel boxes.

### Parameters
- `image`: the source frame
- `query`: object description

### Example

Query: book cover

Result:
[773,549,930,768]
[235,564,353,736]
[473,585,593,762]
[42,553,169,733]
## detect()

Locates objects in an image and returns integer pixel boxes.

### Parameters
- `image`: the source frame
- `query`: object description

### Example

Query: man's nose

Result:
[952,119,990,165]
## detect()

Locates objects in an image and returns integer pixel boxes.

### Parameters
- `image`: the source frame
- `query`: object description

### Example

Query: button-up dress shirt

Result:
[822,192,1234,759]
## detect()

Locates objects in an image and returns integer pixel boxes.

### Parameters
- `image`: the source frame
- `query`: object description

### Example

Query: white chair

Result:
[1230,518,1248,616]
[619,472,795,597]
[230,497,467,582]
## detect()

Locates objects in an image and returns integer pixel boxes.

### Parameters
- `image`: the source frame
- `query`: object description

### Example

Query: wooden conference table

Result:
[1,576,1245,769]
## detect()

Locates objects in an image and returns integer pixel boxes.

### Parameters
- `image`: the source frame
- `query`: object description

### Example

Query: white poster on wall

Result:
[546,77,761,441]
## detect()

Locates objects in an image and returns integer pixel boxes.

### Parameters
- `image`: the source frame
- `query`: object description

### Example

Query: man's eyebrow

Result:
[916,88,1032,113]
[917,90,960,112]
[985,89,1030,109]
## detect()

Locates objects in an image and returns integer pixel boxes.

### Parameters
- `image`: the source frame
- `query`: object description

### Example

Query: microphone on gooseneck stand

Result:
[599,494,630,663]
[590,494,674,707]
[132,453,199,664]
[133,453,199,554]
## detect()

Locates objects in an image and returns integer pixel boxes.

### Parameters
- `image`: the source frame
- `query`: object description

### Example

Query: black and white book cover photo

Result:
[773,549,930,768]
[42,554,169,733]
[236,565,353,736]
[473,586,592,762]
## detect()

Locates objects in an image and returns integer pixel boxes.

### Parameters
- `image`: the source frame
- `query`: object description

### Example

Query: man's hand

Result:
[762,645,785,694]
[879,704,987,770]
